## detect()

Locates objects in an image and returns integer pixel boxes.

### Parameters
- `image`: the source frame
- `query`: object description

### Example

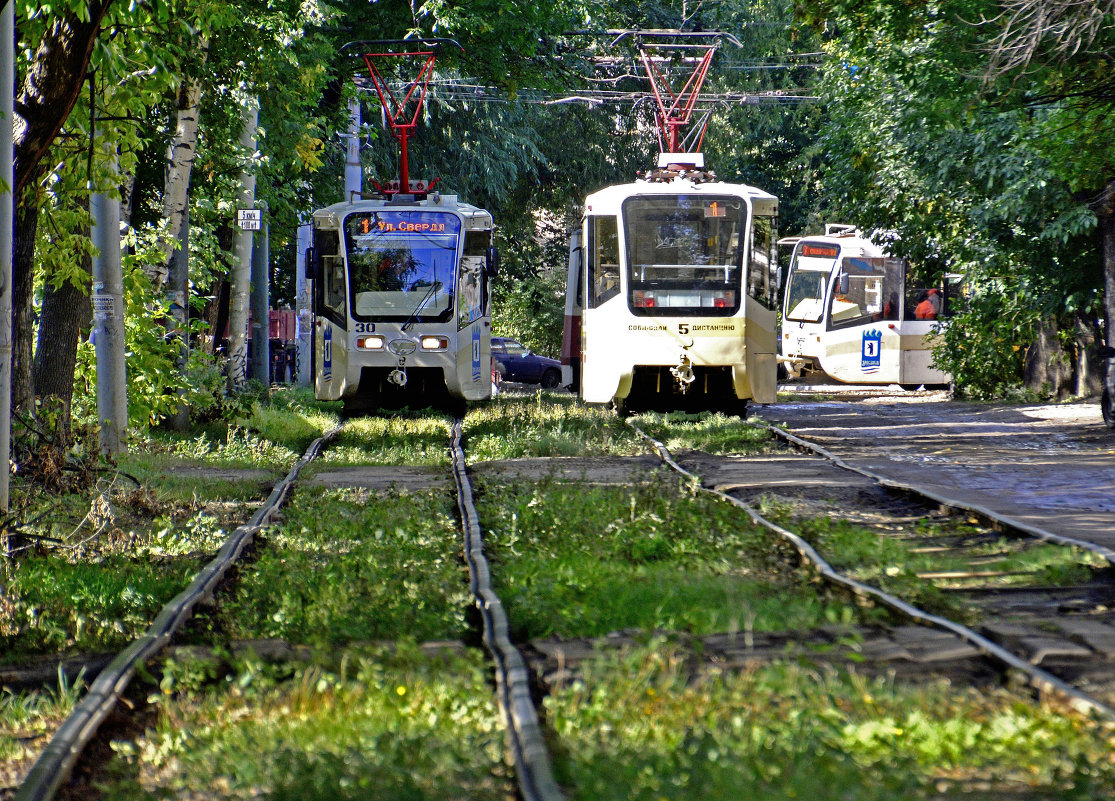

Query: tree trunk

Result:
[33,231,92,441]
[1100,179,1115,347]
[1024,318,1073,399]
[11,180,42,414]
[227,95,258,390]
[159,72,204,290]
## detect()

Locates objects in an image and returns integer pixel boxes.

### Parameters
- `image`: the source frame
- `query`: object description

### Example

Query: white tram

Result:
[308,194,497,414]
[779,224,952,386]
[561,156,781,415]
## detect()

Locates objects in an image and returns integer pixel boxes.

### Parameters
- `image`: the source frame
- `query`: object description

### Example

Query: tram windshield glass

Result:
[622,194,744,316]
[784,242,840,323]
[344,210,461,322]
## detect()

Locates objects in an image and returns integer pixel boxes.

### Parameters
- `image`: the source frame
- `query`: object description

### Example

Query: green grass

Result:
[477,476,878,639]
[95,644,512,800]
[756,496,1108,621]
[315,412,452,467]
[547,642,1115,800]
[632,410,784,456]
[464,393,640,459]
[0,670,85,763]
[189,487,471,646]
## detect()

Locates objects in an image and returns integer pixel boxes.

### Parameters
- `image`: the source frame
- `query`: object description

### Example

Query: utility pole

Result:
[250,202,269,384]
[345,95,362,199]
[91,153,128,455]
[0,1,14,508]
[295,221,311,386]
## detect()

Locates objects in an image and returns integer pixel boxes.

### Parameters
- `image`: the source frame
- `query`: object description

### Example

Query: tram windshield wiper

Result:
[402,275,440,332]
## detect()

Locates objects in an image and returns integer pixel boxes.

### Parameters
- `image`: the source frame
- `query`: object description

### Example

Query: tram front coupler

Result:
[670,354,696,393]
[388,358,408,387]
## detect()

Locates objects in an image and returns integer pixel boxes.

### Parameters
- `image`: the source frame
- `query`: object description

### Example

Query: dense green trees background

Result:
[9,0,1114,438]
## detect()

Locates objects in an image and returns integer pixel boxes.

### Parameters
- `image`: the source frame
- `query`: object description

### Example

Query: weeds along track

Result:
[11,417,563,801]
[626,418,1115,719]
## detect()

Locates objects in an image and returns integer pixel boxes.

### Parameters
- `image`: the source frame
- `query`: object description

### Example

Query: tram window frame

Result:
[827,257,905,331]
[586,215,621,308]
[313,228,347,327]
[748,214,779,309]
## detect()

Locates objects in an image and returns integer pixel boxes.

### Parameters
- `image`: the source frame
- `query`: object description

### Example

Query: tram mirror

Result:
[305,247,320,281]
[837,272,850,296]
[485,246,500,278]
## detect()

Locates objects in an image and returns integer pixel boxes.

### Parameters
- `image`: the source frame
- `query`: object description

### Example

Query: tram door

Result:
[454,244,492,402]
[579,215,625,403]
[310,229,348,401]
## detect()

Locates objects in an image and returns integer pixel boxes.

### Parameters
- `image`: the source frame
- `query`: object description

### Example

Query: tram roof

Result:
[313,193,492,226]
[583,176,778,214]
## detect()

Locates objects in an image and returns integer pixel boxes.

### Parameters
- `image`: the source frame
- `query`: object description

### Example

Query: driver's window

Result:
[505,340,528,357]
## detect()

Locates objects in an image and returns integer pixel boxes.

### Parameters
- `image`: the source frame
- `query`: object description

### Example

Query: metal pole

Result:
[0,2,14,509]
[250,202,269,384]
[345,95,362,198]
[295,221,311,386]
[91,153,128,455]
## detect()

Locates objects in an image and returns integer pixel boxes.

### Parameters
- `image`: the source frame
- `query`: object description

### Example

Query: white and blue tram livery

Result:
[308,193,497,414]
[779,225,952,386]
[562,159,781,415]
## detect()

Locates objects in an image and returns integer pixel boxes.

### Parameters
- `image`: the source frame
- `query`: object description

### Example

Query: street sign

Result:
[237,208,262,230]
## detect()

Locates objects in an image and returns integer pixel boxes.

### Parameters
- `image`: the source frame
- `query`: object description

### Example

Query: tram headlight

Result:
[420,336,449,351]
[356,335,386,350]
[633,290,656,308]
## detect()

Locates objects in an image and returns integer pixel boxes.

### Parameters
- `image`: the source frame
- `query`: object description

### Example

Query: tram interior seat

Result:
[787,298,823,321]
[830,299,861,323]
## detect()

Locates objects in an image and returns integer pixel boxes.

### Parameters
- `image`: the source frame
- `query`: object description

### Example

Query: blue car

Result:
[491,337,563,388]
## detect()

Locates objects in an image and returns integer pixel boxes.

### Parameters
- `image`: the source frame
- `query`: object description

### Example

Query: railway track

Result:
[10,417,564,801]
[626,419,1115,718]
[8,393,1115,799]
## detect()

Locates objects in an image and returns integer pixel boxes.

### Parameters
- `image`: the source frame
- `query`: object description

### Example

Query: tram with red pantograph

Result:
[561,32,780,416]
[307,41,498,415]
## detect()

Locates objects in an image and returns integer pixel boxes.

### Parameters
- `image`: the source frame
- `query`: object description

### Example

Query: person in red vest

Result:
[915,288,941,320]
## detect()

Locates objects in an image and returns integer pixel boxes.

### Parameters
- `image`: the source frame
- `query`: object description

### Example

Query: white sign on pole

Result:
[237,208,262,230]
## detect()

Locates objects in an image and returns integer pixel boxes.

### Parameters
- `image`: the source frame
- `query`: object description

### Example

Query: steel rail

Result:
[756,419,1115,566]
[14,426,344,801]
[627,421,1115,722]
[449,420,565,801]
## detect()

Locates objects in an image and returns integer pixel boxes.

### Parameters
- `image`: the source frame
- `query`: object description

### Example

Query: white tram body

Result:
[779,225,951,386]
[562,165,781,414]
[309,193,497,413]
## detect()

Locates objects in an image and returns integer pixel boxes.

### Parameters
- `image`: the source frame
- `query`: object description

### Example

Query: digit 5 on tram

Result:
[779,224,954,386]
[306,40,498,415]
[560,31,781,416]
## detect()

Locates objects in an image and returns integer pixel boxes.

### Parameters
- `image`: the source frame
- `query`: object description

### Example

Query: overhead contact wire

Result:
[627,421,1115,722]
[15,426,345,801]
[449,420,565,801]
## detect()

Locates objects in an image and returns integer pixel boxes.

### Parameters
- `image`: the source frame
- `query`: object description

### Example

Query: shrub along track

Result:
[11,419,564,801]
[625,419,1115,718]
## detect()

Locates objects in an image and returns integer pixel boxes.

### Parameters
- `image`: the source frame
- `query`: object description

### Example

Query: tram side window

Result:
[828,256,902,331]
[313,229,346,323]
[748,215,778,309]
[587,215,620,307]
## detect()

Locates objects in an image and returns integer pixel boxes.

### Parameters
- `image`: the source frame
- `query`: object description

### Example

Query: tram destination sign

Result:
[237,208,262,230]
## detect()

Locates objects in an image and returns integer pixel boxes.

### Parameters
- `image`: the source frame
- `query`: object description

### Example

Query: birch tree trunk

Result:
[163,69,205,428]
[227,94,258,390]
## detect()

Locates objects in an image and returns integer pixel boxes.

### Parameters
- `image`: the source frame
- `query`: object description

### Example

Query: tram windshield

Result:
[623,194,743,316]
[344,210,461,322]
[784,242,840,323]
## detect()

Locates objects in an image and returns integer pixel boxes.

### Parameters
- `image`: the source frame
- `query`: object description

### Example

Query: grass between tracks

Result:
[6,391,1115,799]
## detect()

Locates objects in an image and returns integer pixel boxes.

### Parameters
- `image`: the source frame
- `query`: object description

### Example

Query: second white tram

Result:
[562,162,781,415]
[308,193,497,415]
[779,225,952,386]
